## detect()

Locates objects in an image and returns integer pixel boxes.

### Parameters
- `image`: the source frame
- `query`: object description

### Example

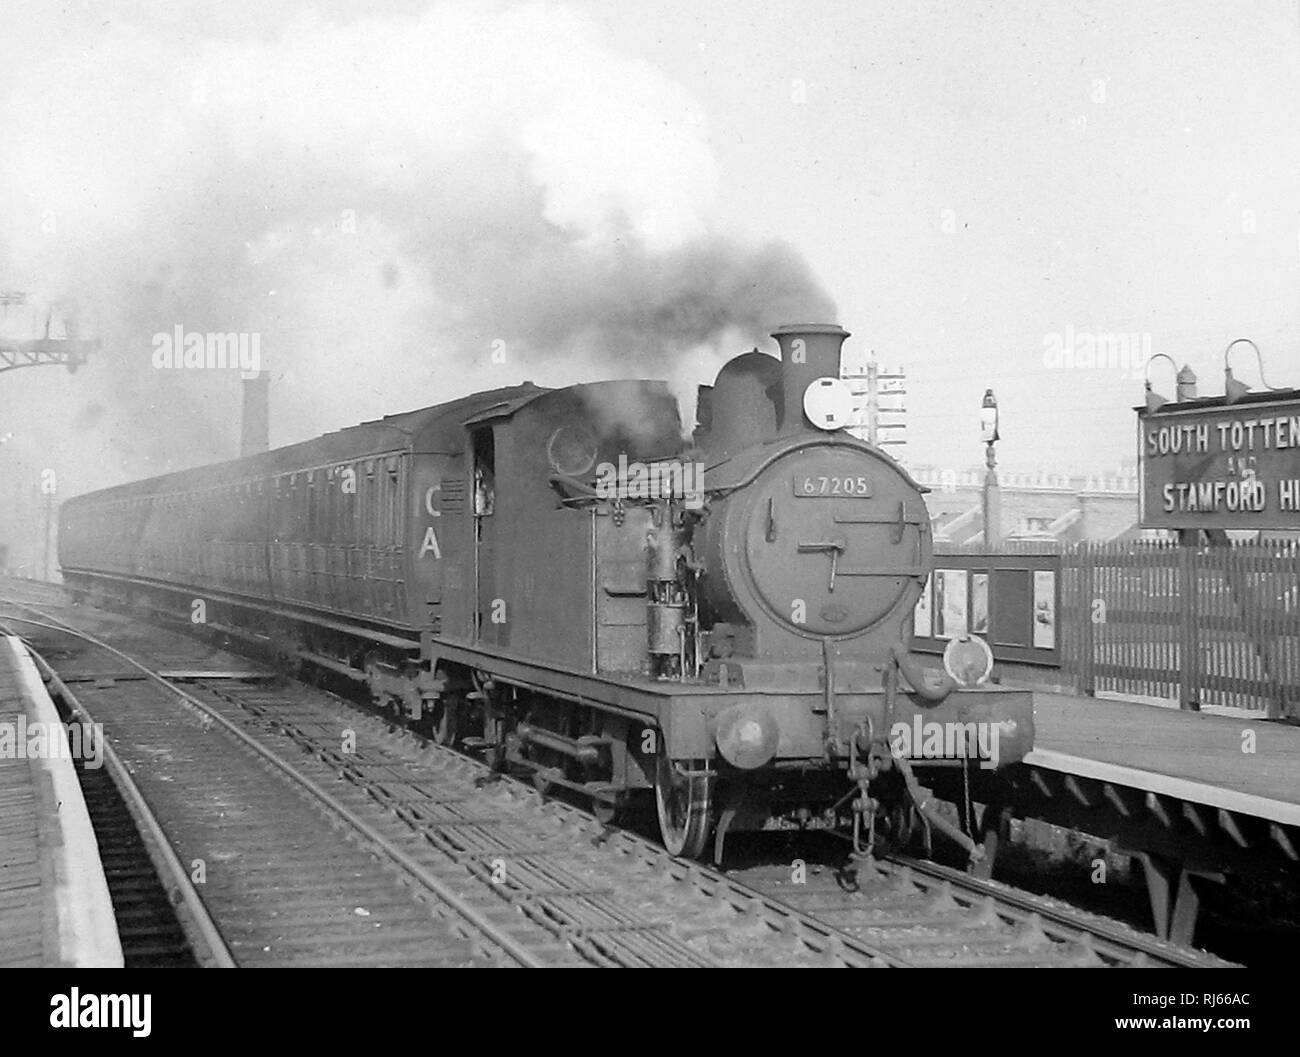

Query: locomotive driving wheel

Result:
[655,755,714,859]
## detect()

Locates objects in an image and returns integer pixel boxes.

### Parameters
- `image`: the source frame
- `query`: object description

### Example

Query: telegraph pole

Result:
[844,355,907,455]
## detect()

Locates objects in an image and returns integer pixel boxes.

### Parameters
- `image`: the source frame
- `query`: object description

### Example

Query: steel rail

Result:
[2,607,548,969]
[3,588,1225,969]
[14,640,237,968]
[5,598,909,967]
[197,676,915,968]
[885,853,1222,968]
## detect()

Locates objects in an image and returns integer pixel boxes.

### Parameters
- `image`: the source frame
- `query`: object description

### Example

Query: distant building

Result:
[910,465,1143,544]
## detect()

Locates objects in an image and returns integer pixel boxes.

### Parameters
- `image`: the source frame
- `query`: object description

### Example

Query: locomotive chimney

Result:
[240,371,270,456]
[771,323,849,434]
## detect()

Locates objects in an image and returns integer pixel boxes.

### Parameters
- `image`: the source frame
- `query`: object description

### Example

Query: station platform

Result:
[992,686,1299,944]
[0,634,122,967]
[1028,690,1300,821]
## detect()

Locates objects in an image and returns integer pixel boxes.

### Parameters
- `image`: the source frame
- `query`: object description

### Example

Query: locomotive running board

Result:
[62,567,422,652]
[426,639,729,757]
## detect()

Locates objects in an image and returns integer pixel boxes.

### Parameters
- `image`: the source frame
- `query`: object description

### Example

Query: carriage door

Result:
[470,427,499,644]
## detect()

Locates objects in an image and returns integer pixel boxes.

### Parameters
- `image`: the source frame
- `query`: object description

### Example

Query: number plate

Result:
[794,475,873,497]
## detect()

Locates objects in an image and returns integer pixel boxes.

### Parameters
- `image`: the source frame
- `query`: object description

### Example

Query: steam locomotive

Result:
[59,323,1034,861]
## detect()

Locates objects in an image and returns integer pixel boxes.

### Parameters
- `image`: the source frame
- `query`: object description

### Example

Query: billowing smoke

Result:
[0,2,834,501]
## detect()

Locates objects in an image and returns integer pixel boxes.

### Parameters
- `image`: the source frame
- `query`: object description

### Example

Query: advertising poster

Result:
[934,568,968,639]
[1033,570,1056,649]
[971,572,989,635]
[913,576,933,638]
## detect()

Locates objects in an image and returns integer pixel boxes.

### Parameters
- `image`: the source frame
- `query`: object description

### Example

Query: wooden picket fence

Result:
[1059,540,1300,718]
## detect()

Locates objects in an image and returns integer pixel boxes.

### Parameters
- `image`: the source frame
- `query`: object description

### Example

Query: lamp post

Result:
[40,468,57,582]
[980,389,1001,551]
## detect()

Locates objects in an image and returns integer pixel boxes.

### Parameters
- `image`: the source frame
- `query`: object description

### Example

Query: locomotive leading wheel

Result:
[655,755,713,859]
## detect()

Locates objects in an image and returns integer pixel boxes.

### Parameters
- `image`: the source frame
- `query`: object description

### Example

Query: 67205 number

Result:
[794,475,872,497]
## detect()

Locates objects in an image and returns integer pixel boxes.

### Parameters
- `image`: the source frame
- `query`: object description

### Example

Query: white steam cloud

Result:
[0,2,834,499]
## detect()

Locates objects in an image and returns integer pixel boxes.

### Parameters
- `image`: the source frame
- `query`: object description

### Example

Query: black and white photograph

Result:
[1,0,1296,1019]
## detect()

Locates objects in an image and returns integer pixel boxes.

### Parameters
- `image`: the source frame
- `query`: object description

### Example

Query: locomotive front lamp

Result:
[943,634,995,688]
[802,377,856,431]
[714,702,780,769]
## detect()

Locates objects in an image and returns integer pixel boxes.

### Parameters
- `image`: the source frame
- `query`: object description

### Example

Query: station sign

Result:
[1137,392,1300,529]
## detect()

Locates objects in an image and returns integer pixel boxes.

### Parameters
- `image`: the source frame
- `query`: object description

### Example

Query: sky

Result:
[576,0,1300,472]
[1,0,1298,560]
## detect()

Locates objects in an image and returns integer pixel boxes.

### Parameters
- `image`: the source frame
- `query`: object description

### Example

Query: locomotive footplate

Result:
[697,684,1034,863]
[702,685,1034,772]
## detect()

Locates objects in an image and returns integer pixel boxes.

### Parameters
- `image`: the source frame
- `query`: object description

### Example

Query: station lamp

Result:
[980,390,1001,550]
[1223,338,1280,404]
[979,389,999,444]
[1143,353,1179,413]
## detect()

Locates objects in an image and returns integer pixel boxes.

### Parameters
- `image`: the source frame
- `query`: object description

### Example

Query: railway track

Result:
[0,593,890,967]
[728,850,1224,967]
[63,740,197,967]
[0,581,1231,968]
[19,643,542,967]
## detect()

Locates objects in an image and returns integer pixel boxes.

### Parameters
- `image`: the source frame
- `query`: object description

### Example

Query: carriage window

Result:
[376,464,391,546]
[319,473,329,542]
[274,477,286,539]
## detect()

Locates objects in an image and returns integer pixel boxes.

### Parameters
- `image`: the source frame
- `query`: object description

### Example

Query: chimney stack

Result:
[240,372,270,456]
[770,323,849,433]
